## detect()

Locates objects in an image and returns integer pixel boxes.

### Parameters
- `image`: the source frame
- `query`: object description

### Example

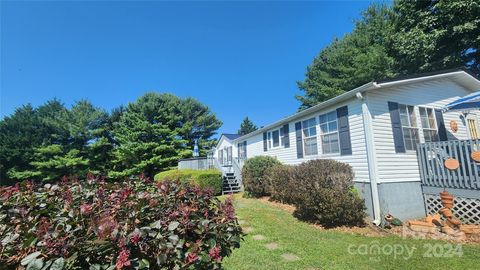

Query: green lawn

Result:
[222,195,480,270]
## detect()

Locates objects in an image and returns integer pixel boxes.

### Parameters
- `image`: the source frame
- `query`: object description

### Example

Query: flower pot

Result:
[440,191,453,200]
[443,201,454,209]
[447,217,462,227]
[441,225,455,235]
[439,208,453,218]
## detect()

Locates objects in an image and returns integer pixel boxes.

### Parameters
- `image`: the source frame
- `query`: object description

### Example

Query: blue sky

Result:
[1,0,376,135]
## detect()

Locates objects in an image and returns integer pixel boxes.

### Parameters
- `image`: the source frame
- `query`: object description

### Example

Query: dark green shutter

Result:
[336,106,352,155]
[263,132,268,152]
[295,122,303,158]
[434,109,448,141]
[388,101,406,153]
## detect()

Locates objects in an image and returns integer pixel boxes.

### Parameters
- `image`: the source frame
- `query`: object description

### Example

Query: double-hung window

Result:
[419,107,438,142]
[267,129,280,149]
[271,130,280,148]
[302,118,318,156]
[399,104,419,150]
[319,111,339,154]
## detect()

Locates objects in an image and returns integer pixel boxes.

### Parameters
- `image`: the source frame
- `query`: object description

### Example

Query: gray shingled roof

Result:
[222,133,241,140]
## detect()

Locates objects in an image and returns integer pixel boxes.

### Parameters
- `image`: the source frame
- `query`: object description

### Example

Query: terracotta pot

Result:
[440,191,453,200]
[447,218,462,226]
[439,208,453,218]
[441,225,455,235]
[443,202,454,209]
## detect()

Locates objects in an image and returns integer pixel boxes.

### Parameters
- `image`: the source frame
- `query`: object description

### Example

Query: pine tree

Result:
[109,93,189,178]
[238,117,258,135]
[297,3,396,109]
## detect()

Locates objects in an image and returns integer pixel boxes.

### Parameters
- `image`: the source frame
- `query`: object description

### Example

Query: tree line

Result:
[0,93,221,183]
[297,0,480,109]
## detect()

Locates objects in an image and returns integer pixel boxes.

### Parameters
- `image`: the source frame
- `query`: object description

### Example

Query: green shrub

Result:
[0,177,242,269]
[155,169,222,195]
[242,156,281,197]
[267,159,366,228]
[265,164,297,204]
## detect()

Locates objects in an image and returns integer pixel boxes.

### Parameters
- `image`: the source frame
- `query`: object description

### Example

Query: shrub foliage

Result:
[0,175,242,270]
[267,159,366,228]
[241,156,281,197]
[154,169,222,195]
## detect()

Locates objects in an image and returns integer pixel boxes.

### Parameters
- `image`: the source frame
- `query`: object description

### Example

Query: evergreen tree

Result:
[109,93,189,178]
[297,1,480,109]
[16,144,89,181]
[0,105,42,183]
[238,117,258,135]
[391,0,480,76]
[297,4,396,109]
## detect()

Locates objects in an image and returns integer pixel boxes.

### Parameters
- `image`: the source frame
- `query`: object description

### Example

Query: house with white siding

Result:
[205,69,480,224]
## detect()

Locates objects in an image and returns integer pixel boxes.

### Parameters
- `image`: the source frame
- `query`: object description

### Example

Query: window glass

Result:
[398,104,420,150]
[272,130,280,147]
[302,118,318,156]
[419,107,438,142]
[319,111,339,154]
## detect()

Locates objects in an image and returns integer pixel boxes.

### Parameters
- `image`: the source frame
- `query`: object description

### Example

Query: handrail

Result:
[232,158,243,187]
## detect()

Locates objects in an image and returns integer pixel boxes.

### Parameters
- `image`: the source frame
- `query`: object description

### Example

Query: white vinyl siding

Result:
[236,100,370,183]
[368,79,476,183]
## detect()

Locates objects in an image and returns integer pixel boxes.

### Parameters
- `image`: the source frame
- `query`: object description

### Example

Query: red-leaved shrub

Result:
[0,175,242,270]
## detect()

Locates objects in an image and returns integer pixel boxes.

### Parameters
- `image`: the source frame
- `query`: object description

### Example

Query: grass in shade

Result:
[222,194,480,270]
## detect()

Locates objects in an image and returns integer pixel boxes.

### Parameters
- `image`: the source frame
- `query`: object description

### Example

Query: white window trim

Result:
[418,106,439,143]
[267,129,281,150]
[302,117,318,156]
[398,104,420,152]
[319,111,340,155]
[466,116,480,140]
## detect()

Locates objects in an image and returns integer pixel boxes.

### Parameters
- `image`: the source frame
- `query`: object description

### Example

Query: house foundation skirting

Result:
[377,181,426,222]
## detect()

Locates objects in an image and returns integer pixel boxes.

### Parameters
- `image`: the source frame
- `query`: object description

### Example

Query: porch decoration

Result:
[471,151,480,162]
[440,190,454,209]
[450,120,458,133]
[404,191,480,241]
[444,158,460,170]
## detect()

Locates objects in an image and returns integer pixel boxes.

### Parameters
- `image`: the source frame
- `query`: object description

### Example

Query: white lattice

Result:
[424,194,480,224]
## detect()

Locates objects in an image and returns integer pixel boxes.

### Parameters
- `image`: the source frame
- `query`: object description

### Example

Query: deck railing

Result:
[417,139,480,190]
[178,157,209,170]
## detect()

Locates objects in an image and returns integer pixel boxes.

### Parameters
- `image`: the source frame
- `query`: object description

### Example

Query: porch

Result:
[178,154,245,194]
[417,139,480,224]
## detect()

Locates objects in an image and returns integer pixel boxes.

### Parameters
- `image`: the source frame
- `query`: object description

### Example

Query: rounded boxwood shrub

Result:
[267,159,366,228]
[0,176,242,269]
[154,169,222,195]
[241,156,281,197]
